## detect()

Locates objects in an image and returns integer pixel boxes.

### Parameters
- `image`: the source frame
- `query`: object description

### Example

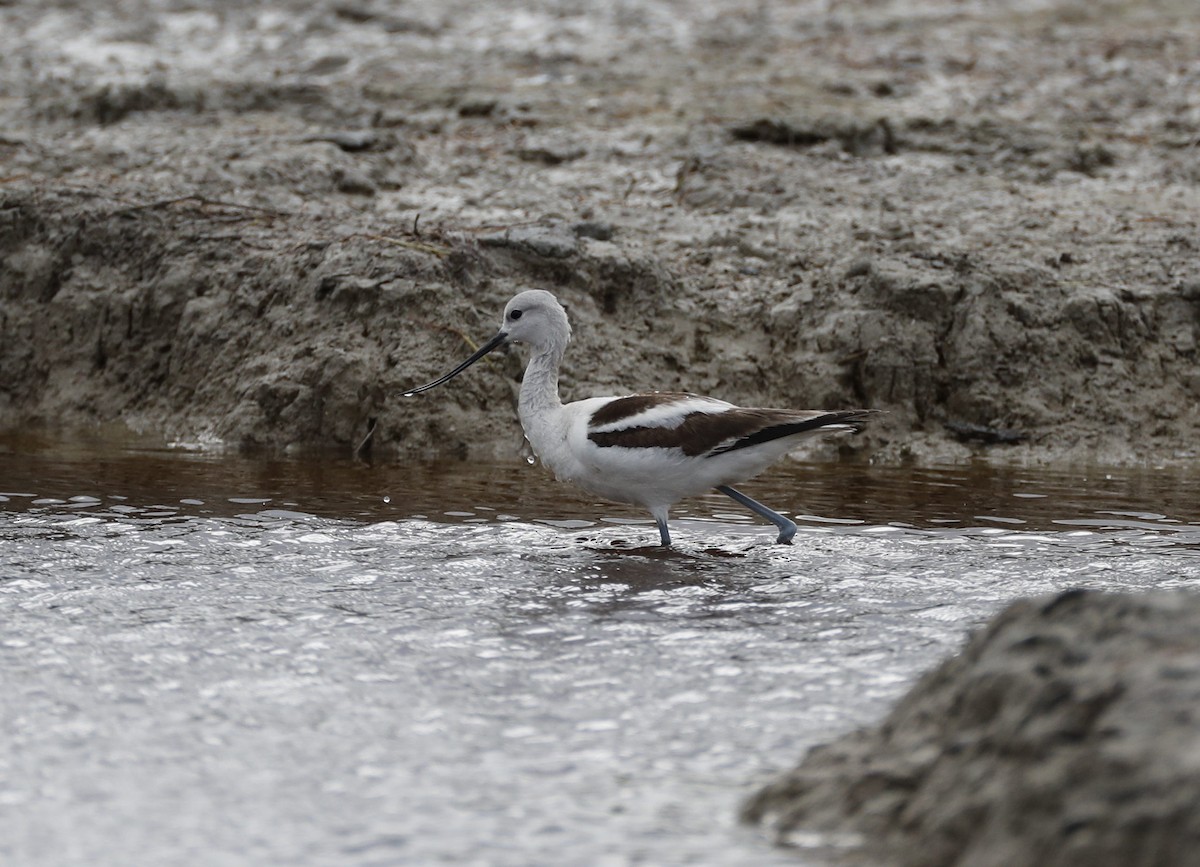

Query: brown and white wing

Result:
[587,395,875,458]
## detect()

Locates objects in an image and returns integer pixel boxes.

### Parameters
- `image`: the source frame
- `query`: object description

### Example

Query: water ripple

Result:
[2,451,1200,866]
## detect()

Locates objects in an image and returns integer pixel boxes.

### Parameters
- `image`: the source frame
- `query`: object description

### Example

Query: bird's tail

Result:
[819,409,880,436]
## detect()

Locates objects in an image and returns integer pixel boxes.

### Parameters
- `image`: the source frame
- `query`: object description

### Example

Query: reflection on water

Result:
[2,433,1199,866]
[3,430,1200,534]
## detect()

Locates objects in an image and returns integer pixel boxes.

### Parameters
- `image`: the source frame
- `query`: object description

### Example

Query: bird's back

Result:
[539,392,875,509]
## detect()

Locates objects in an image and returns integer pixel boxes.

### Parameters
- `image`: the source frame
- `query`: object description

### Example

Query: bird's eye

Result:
[509,309,523,320]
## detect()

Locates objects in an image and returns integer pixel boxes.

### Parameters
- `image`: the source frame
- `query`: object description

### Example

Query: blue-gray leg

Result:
[650,506,672,546]
[716,485,797,544]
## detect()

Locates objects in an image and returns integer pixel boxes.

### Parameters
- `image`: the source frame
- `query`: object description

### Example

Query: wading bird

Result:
[403,290,875,546]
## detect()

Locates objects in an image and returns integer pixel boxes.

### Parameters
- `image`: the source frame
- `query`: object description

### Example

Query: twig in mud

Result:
[408,316,486,354]
[353,232,452,258]
[355,417,377,461]
[460,220,542,233]
[406,314,510,372]
[395,315,502,392]
[193,234,276,249]
[673,157,698,200]
[40,185,143,206]
[110,196,294,219]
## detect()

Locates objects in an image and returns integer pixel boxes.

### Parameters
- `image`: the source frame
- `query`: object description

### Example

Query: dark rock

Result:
[571,221,615,242]
[944,420,1028,445]
[305,55,350,76]
[516,143,587,165]
[1065,142,1117,176]
[730,115,897,156]
[844,258,874,279]
[479,225,578,258]
[305,130,383,152]
[332,167,377,195]
[73,79,197,125]
[457,98,498,118]
[743,590,1200,867]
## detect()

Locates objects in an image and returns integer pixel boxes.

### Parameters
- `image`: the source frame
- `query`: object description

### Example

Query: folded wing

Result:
[587,394,875,458]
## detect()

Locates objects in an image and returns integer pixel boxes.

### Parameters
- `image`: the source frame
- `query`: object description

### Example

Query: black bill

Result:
[401,331,509,396]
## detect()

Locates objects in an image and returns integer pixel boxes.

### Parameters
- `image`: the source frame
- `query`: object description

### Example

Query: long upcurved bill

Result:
[401,331,509,396]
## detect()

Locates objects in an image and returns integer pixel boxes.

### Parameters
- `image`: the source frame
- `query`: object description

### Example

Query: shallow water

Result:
[2,437,1200,866]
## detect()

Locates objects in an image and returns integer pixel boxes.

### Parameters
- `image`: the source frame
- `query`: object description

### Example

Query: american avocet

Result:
[403,289,876,546]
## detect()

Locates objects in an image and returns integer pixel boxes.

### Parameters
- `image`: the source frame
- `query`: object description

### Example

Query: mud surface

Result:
[742,589,1200,867]
[1,0,1199,463]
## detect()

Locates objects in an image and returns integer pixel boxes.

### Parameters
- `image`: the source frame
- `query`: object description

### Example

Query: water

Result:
[3,436,1200,866]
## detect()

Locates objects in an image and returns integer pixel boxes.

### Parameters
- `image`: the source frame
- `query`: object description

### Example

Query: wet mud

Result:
[743,590,1200,867]
[1,0,1198,464]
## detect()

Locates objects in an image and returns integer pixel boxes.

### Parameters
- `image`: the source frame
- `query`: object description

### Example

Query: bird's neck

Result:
[517,345,566,464]
[518,345,565,419]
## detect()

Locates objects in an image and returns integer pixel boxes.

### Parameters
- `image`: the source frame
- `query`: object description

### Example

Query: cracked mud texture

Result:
[742,590,1200,867]
[1,0,1198,462]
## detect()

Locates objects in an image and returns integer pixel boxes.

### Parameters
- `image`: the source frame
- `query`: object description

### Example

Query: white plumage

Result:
[404,289,875,546]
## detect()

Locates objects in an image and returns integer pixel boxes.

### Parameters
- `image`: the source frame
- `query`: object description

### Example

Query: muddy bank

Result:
[1,1,1198,463]
[742,589,1200,867]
